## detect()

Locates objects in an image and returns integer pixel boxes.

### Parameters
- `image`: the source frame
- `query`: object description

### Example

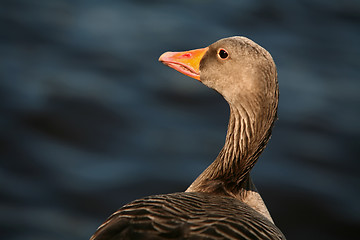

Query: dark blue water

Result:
[1,0,359,239]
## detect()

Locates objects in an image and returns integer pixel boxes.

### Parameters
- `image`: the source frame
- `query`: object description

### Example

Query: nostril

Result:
[182,53,192,58]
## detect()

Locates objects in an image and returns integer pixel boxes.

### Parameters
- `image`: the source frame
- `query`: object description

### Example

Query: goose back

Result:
[91,192,285,240]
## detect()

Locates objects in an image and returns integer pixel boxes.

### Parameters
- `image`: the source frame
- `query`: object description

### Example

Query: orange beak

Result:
[159,47,209,81]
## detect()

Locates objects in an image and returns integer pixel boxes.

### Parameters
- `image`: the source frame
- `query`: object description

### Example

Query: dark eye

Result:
[218,49,228,59]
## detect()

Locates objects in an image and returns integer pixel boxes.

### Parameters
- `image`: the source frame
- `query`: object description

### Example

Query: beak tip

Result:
[158,53,164,62]
[158,52,174,63]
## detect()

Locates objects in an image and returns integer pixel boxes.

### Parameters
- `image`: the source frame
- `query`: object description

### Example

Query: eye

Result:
[218,49,229,59]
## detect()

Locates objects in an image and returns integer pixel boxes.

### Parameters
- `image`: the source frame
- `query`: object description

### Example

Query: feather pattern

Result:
[91,192,285,240]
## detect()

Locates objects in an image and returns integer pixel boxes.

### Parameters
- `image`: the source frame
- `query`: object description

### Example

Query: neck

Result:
[186,97,277,222]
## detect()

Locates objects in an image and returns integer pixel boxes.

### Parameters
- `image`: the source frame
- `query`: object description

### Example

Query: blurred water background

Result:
[1,0,359,239]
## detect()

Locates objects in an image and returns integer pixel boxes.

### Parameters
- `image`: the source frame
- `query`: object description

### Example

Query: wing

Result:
[91,192,285,240]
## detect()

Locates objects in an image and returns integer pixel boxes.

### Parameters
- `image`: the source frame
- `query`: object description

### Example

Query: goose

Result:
[90,36,285,240]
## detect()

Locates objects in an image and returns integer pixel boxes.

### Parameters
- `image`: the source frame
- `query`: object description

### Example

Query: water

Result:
[0,0,359,239]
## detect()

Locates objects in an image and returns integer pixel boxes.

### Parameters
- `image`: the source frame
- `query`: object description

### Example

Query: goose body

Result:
[92,192,284,240]
[90,37,285,240]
